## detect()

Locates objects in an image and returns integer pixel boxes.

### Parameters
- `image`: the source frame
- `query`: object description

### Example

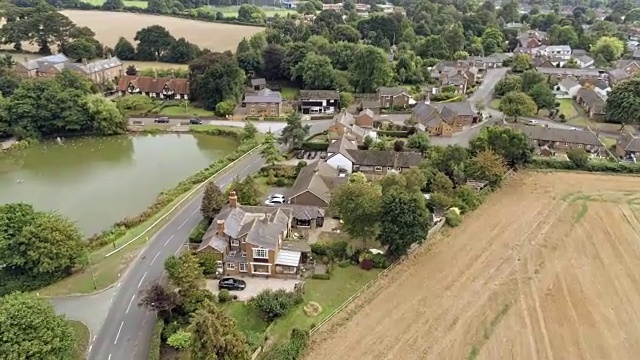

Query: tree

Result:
[330,180,381,247]
[527,83,556,113]
[228,176,262,206]
[168,330,192,350]
[416,35,450,60]
[261,131,281,166]
[84,94,127,135]
[604,78,640,124]
[164,252,204,292]
[237,4,266,23]
[242,121,258,141]
[407,132,430,154]
[294,53,335,89]
[510,54,533,73]
[102,0,124,10]
[0,292,75,359]
[563,58,580,68]
[431,171,454,196]
[591,36,624,62]
[164,38,201,64]
[494,75,523,96]
[134,25,175,61]
[188,302,251,360]
[521,70,547,92]
[393,139,405,151]
[214,100,235,117]
[470,126,533,166]
[377,188,431,258]
[498,91,537,121]
[466,150,507,187]
[65,38,97,61]
[138,280,182,316]
[280,112,310,150]
[567,148,590,168]
[340,92,354,107]
[201,182,226,222]
[252,289,302,321]
[189,52,246,111]
[261,43,285,80]
[481,27,504,54]
[349,45,393,93]
[453,50,469,60]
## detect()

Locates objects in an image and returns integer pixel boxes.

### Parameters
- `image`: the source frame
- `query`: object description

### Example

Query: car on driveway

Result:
[307,151,317,159]
[525,119,539,126]
[264,197,285,206]
[320,152,327,159]
[218,277,246,291]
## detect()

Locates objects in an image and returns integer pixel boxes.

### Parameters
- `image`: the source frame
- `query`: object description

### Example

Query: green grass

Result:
[316,231,382,250]
[558,99,578,118]
[307,134,328,143]
[81,0,148,7]
[68,320,90,360]
[280,86,299,100]
[224,302,270,335]
[267,266,381,345]
[489,98,500,109]
[574,203,589,223]
[210,5,296,16]
[159,105,215,117]
[601,137,617,148]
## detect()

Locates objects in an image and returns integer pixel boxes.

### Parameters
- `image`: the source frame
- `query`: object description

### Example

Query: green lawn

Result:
[81,0,148,7]
[224,302,270,335]
[307,134,328,143]
[68,320,90,360]
[280,86,299,100]
[558,99,578,118]
[316,231,382,250]
[267,266,381,345]
[489,98,500,109]
[159,105,215,117]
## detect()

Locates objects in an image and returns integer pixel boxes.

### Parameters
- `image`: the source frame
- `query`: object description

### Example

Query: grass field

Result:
[305,172,640,360]
[69,320,90,360]
[558,99,578,118]
[159,105,214,117]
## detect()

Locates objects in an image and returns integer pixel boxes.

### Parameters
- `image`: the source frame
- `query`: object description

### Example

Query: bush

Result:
[252,289,303,321]
[275,177,287,187]
[301,141,329,151]
[567,148,590,169]
[371,253,388,268]
[269,328,310,360]
[376,130,410,138]
[310,241,350,261]
[218,289,232,303]
[311,273,331,280]
[445,209,462,227]
[197,251,221,276]
[360,258,374,270]
[167,330,192,350]
[188,220,208,243]
[148,319,164,360]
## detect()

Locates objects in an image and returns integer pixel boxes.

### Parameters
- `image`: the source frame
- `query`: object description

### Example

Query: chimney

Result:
[153,69,158,79]
[424,92,431,104]
[229,191,238,208]
[82,58,87,66]
[216,220,225,236]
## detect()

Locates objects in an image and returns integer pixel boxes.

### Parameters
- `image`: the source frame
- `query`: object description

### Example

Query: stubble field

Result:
[305,171,640,360]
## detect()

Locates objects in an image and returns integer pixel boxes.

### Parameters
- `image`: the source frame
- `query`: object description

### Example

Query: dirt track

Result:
[305,172,640,360]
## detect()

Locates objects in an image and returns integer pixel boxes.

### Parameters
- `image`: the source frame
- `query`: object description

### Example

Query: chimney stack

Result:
[153,69,158,79]
[229,191,238,208]
[216,220,225,236]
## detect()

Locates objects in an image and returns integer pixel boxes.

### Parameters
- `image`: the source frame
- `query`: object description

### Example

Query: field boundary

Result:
[308,219,446,335]
[105,143,262,257]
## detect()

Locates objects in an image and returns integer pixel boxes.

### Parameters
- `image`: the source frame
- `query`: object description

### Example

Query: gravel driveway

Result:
[206,277,300,301]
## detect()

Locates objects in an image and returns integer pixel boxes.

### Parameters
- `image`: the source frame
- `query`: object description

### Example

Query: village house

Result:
[355,108,374,128]
[349,149,423,176]
[554,78,581,98]
[67,56,123,84]
[244,88,283,117]
[538,45,572,60]
[535,67,604,81]
[14,54,69,78]
[376,87,413,108]
[578,78,611,100]
[607,68,631,86]
[575,87,605,120]
[250,78,267,91]
[430,61,479,94]
[326,133,358,173]
[614,59,640,75]
[615,132,640,160]
[298,90,340,115]
[510,124,603,155]
[117,74,189,99]
[411,101,478,137]
[14,54,123,84]
[288,161,348,208]
[517,30,548,49]
[197,192,312,277]
[574,54,595,68]
[327,111,377,143]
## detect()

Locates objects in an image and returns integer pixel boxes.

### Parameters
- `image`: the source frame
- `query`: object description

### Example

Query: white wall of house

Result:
[595,87,611,99]
[326,154,353,173]
[554,85,580,98]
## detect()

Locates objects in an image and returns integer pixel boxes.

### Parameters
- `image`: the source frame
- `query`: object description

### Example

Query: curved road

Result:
[51,120,332,360]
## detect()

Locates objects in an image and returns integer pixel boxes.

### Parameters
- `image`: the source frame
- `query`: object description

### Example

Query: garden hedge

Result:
[148,320,164,360]
[301,142,329,151]
[527,158,640,173]
[376,130,410,138]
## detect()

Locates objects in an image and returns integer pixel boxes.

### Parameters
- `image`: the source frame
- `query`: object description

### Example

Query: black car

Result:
[218,277,246,291]
[154,117,170,123]
[189,118,203,125]
[296,150,305,159]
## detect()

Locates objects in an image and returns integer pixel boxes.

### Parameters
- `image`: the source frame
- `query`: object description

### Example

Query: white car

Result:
[270,194,285,200]
[525,119,539,126]
[264,198,285,206]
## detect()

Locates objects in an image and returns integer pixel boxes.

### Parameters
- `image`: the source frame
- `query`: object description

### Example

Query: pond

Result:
[0,133,238,236]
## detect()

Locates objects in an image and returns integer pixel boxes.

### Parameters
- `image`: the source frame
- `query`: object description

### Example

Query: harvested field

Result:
[305,171,640,360]
[58,10,264,51]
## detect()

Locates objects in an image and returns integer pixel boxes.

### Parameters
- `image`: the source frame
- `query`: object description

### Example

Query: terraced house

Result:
[117,74,189,99]
[14,54,123,84]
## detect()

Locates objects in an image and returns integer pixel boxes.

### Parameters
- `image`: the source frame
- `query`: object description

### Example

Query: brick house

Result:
[411,101,477,137]
[117,75,189,99]
[355,108,374,128]
[376,87,412,108]
[615,132,640,159]
[244,88,283,117]
[575,87,605,120]
[327,111,377,143]
[348,149,423,175]
[288,161,347,208]
[510,124,603,154]
[197,192,312,277]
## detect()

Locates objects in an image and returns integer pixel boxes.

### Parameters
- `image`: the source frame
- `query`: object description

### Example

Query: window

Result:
[353,165,360,172]
[231,239,239,246]
[250,109,256,115]
[375,166,383,172]
[397,167,402,171]
[241,252,247,257]
[387,167,392,171]
[577,144,583,148]
[253,248,268,259]
[239,263,247,272]
[226,262,235,270]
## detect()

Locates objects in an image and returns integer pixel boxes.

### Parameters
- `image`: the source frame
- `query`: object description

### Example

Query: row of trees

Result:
[113,26,203,64]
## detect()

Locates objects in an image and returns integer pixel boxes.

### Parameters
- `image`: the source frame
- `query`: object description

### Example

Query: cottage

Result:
[616,132,640,159]
[327,111,377,143]
[376,87,413,109]
[14,54,70,78]
[578,78,611,99]
[607,68,631,86]
[412,101,477,136]
[355,108,375,128]
[517,30,547,48]
[349,149,423,175]
[574,54,594,68]
[298,90,340,114]
[117,75,189,99]
[288,161,347,208]
[244,88,283,117]
[554,78,581,98]
[197,192,312,277]
[575,87,605,120]
[510,124,602,154]
[250,78,267,91]
[614,60,640,75]
[430,61,478,94]
[326,133,358,172]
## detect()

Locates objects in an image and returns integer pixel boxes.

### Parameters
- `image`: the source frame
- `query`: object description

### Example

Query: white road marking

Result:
[117,282,121,287]
[163,234,174,247]
[150,251,161,265]
[126,295,136,313]
[177,217,189,229]
[138,272,147,288]
[190,208,199,215]
[114,322,124,344]
[108,354,112,360]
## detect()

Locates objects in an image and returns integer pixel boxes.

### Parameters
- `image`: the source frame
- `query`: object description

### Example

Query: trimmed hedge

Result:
[311,273,331,280]
[527,158,640,173]
[376,130,410,138]
[86,129,260,249]
[148,320,164,360]
[301,142,329,151]
[268,328,310,360]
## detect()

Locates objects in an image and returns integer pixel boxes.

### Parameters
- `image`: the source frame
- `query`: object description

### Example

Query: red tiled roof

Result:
[117,75,189,95]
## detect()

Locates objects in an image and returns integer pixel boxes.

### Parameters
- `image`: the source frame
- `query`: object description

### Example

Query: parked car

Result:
[270,194,285,200]
[154,117,170,123]
[218,277,246,291]
[264,197,285,206]
[307,151,317,159]
[189,118,203,125]
[319,152,327,159]
[525,119,539,126]
[296,150,306,159]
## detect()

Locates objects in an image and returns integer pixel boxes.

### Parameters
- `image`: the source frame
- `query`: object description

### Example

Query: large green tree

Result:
[280,112,310,150]
[189,52,245,111]
[469,126,533,166]
[349,45,393,93]
[164,251,205,292]
[604,78,640,124]
[134,25,175,61]
[330,179,382,247]
[527,83,556,113]
[0,292,75,359]
[261,130,281,166]
[498,91,537,121]
[494,75,523,97]
[591,36,624,63]
[201,182,227,222]
[188,302,251,360]
[294,53,335,90]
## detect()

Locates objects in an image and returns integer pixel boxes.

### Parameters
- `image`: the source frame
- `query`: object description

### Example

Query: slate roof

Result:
[250,78,266,86]
[69,57,122,75]
[19,54,69,71]
[535,67,602,77]
[577,87,605,108]
[559,78,579,90]
[608,68,630,81]
[571,49,588,57]
[412,101,475,127]
[346,149,423,168]
[288,161,346,205]
[510,124,601,146]
[359,108,374,118]
[578,78,609,90]
[377,87,409,96]
[117,75,189,95]
[576,54,594,66]
[299,90,339,99]
[617,132,640,152]
[244,88,282,103]
[616,59,640,69]
[327,132,357,155]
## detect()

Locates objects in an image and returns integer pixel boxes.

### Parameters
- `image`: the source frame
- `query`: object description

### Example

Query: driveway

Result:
[205,277,300,301]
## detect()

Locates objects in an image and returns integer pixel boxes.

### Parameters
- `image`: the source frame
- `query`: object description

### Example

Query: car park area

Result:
[205,276,300,301]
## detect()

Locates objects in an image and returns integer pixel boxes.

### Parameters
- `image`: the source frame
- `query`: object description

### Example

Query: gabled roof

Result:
[327,132,357,155]
[377,87,409,96]
[346,149,423,168]
[608,68,630,80]
[510,124,601,146]
[299,90,339,99]
[576,55,594,65]
[559,78,579,90]
[617,132,640,152]
[117,75,189,95]
[577,87,605,107]
[250,78,266,86]
[69,57,122,75]
[19,54,69,71]
[578,78,609,90]
[412,101,475,127]
[535,67,602,76]
[245,88,282,103]
[288,161,345,205]
[358,108,374,118]
[546,45,571,52]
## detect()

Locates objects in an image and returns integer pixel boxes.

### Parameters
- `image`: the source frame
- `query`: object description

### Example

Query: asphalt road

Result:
[86,122,330,360]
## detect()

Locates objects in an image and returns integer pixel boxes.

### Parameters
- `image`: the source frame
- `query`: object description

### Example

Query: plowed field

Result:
[305,172,640,360]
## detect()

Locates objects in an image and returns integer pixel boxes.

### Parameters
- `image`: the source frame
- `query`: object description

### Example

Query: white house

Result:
[326,134,356,173]
[539,45,572,60]
[554,78,581,98]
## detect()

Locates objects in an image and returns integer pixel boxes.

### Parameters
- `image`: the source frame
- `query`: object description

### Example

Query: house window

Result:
[253,248,268,259]
[241,252,247,257]
[577,144,583,148]
[239,263,247,272]
[231,239,239,246]
[375,166,383,172]
[226,262,235,270]
[260,103,266,106]
[387,167,392,171]
[270,109,276,115]
[250,109,256,115]
[564,143,569,146]
[397,167,402,171]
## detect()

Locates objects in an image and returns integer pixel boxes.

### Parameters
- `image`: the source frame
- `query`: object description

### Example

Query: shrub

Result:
[197,252,221,276]
[311,241,350,261]
[188,221,208,243]
[360,258,374,270]
[218,289,232,303]
[567,148,590,169]
[167,330,192,350]
[311,273,331,280]
[301,141,329,151]
[371,253,388,268]
[376,130,409,138]
[445,209,462,227]
[269,328,310,360]
[161,321,181,342]
[252,289,303,321]
[275,177,287,187]
[148,320,164,360]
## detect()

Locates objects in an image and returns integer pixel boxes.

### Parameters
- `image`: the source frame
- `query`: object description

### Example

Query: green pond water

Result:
[0,133,237,236]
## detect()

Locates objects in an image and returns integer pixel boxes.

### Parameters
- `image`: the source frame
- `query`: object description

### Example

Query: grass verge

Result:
[558,99,578,118]
[68,320,90,360]
[158,105,215,117]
